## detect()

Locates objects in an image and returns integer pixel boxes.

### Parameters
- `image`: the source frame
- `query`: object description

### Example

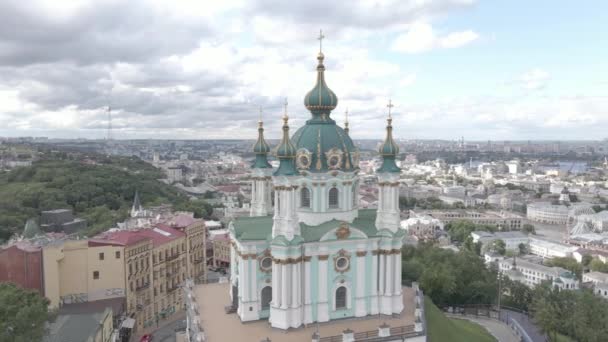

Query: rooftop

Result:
[192,282,416,342]
[91,226,185,247]
[232,209,384,242]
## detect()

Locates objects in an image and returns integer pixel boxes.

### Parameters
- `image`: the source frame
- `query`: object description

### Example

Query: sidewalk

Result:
[133,311,186,341]
[447,314,520,342]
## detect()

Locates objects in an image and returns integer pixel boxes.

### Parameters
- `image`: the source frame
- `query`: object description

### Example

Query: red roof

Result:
[91,226,185,248]
[215,185,240,193]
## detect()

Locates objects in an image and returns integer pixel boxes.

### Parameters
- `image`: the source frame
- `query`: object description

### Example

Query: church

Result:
[228,39,406,330]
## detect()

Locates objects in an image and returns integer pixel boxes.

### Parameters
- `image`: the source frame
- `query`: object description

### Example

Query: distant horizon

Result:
[3,136,608,144]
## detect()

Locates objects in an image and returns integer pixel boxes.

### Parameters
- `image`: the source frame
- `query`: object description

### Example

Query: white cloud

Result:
[519,68,551,90]
[392,22,479,53]
[440,30,479,48]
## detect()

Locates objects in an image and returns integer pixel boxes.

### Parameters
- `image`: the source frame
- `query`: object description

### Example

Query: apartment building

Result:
[43,239,126,309]
[157,214,206,281]
[92,226,187,331]
[411,209,522,230]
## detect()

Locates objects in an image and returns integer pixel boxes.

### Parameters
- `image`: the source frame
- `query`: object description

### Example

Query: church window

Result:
[329,187,339,208]
[260,257,272,271]
[301,187,311,208]
[352,184,357,207]
[335,257,349,272]
[261,286,272,310]
[335,286,347,309]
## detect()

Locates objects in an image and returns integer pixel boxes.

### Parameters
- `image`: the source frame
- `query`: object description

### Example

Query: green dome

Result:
[252,120,272,169]
[274,115,298,176]
[291,123,358,172]
[290,50,357,173]
[377,117,401,173]
[304,53,338,120]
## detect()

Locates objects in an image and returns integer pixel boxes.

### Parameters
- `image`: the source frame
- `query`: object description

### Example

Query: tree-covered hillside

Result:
[0,150,198,242]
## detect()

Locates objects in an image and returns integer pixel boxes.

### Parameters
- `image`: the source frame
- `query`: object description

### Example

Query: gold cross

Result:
[387,99,394,119]
[258,106,263,123]
[318,29,325,53]
[283,98,289,120]
[345,108,349,123]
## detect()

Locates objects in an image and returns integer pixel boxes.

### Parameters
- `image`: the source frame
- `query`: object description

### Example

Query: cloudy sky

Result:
[0,0,606,141]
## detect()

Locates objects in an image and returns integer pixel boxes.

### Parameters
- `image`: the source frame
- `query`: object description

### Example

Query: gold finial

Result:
[258,106,263,127]
[318,29,325,53]
[387,99,394,126]
[282,98,289,123]
[344,108,349,133]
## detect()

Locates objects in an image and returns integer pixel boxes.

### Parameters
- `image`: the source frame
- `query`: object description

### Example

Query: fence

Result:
[443,304,546,342]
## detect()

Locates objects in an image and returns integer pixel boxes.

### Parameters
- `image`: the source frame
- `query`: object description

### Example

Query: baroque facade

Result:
[229,46,406,330]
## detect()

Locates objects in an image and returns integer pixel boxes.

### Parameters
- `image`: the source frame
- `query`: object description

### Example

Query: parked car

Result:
[140,334,152,342]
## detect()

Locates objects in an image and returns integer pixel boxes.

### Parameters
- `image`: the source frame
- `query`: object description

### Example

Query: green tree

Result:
[518,242,528,255]
[0,283,50,342]
[589,258,608,273]
[490,239,506,255]
[522,223,536,235]
[545,257,582,280]
[582,254,593,268]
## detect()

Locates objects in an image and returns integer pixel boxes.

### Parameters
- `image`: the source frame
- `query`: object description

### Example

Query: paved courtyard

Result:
[193,282,417,342]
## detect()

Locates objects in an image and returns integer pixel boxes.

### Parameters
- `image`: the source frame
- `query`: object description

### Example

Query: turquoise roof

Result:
[304,53,338,118]
[290,51,358,173]
[377,117,401,173]
[233,209,391,243]
[252,121,272,168]
[291,123,358,172]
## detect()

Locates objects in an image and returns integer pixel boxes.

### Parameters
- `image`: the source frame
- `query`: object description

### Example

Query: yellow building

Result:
[157,214,206,282]
[43,240,126,309]
[43,216,206,333]
[93,226,187,331]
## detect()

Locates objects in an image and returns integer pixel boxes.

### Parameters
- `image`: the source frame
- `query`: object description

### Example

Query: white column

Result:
[291,262,298,307]
[238,256,246,300]
[318,256,329,322]
[304,258,312,323]
[281,263,288,309]
[371,252,379,315]
[250,257,258,302]
[385,253,393,296]
[272,261,280,308]
[394,253,401,295]
[355,252,366,317]
[379,254,385,295]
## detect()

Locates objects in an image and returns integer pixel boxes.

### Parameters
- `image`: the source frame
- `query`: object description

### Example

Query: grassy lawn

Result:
[553,333,575,342]
[425,297,496,342]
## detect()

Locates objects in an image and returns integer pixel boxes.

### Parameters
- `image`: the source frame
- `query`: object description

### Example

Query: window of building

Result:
[335,257,349,272]
[352,185,357,207]
[93,271,99,279]
[153,254,156,264]
[261,286,272,310]
[99,253,104,260]
[301,187,311,208]
[329,187,339,208]
[115,251,121,259]
[260,257,272,271]
[335,286,347,309]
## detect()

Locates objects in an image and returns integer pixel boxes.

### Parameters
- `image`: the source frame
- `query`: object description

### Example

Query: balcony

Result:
[166,253,180,262]
[135,282,150,292]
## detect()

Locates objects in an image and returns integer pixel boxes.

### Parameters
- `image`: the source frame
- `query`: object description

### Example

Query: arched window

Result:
[352,184,357,207]
[261,286,272,310]
[301,187,311,208]
[335,286,347,309]
[329,187,339,208]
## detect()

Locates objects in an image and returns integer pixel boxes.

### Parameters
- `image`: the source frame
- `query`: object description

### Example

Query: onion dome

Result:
[274,114,297,176]
[303,52,338,121]
[252,115,272,169]
[377,110,401,173]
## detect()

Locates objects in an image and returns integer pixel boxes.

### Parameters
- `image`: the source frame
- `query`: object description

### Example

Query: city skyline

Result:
[0,1,606,140]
